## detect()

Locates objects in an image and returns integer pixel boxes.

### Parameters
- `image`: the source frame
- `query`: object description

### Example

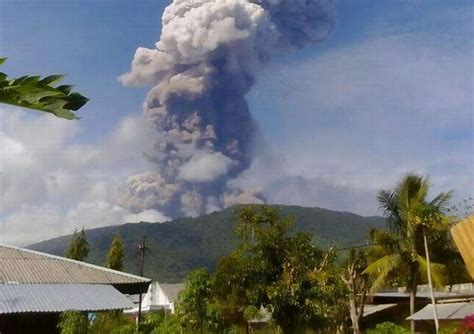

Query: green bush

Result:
[135,311,181,334]
[439,322,462,334]
[366,322,409,334]
[58,311,89,334]
[89,312,135,334]
[139,311,166,334]
[151,316,181,334]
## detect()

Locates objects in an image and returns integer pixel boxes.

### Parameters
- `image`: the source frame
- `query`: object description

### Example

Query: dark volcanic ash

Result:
[120,0,335,218]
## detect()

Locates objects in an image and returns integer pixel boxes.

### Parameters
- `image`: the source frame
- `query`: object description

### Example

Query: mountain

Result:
[29,205,385,282]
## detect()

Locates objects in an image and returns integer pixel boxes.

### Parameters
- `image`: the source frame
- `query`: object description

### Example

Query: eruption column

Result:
[121,0,335,218]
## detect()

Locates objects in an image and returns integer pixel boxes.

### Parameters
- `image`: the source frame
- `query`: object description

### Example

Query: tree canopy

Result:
[364,174,458,333]
[0,58,88,119]
[176,206,348,333]
[65,228,90,261]
[106,232,124,271]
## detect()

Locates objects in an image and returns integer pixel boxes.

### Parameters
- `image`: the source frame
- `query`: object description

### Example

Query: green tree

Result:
[0,58,88,119]
[92,232,127,334]
[137,311,181,334]
[175,268,225,333]
[366,322,409,334]
[364,174,453,334]
[342,249,369,334]
[105,232,124,271]
[212,252,249,328]
[58,311,89,334]
[60,232,90,333]
[88,312,135,334]
[150,317,181,334]
[213,206,347,333]
[65,228,90,261]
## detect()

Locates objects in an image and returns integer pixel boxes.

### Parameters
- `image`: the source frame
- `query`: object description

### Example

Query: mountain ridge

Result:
[29,205,385,282]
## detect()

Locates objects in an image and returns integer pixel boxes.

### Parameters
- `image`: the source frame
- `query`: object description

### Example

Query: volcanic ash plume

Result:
[120,0,335,218]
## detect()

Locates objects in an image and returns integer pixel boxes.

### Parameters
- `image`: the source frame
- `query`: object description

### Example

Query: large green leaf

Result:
[0,58,88,119]
[364,253,403,291]
[417,255,446,288]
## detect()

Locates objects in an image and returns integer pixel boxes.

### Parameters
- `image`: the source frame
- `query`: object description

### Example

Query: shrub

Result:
[151,316,181,334]
[58,311,89,334]
[458,315,474,333]
[366,322,409,334]
[89,312,135,334]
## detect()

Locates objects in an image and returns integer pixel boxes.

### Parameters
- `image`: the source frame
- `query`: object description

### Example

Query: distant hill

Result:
[29,205,385,282]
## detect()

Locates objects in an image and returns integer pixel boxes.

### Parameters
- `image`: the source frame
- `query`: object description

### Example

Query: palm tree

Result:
[364,174,452,334]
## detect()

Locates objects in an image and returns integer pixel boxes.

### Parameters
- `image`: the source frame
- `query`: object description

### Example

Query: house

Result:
[125,282,184,315]
[0,244,151,334]
[406,301,474,333]
[362,284,474,330]
[407,301,474,322]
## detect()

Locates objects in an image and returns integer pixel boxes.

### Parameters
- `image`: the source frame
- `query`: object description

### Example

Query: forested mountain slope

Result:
[30,205,385,282]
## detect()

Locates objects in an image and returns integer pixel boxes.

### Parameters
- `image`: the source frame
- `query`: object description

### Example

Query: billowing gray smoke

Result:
[120,0,335,218]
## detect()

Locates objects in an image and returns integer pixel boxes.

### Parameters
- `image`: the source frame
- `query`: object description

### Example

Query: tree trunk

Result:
[345,257,367,334]
[409,272,418,334]
[423,230,439,333]
[246,321,251,334]
[349,294,361,334]
[410,288,416,334]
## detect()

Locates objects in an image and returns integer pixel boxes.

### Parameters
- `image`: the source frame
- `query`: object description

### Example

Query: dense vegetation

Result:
[30,205,385,282]
[56,182,470,334]
[174,206,349,333]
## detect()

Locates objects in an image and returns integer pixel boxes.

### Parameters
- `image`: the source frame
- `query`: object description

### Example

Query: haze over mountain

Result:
[30,205,385,282]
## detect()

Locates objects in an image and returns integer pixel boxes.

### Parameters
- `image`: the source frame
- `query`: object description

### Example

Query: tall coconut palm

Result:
[364,174,452,334]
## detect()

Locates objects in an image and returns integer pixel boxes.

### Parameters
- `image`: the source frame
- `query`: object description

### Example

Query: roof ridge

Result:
[0,244,151,283]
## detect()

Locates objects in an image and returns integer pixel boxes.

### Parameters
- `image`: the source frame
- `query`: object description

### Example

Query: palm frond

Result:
[395,174,427,219]
[417,255,446,288]
[369,228,400,254]
[377,190,404,233]
[364,254,403,292]
[429,191,453,211]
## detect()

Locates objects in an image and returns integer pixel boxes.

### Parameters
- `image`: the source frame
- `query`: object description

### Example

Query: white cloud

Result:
[0,205,66,246]
[0,201,127,246]
[0,107,161,246]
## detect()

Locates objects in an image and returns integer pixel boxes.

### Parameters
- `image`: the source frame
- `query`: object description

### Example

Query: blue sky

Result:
[0,0,472,245]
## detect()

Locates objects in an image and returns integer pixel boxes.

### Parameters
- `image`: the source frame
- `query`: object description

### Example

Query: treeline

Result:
[30,204,386,283]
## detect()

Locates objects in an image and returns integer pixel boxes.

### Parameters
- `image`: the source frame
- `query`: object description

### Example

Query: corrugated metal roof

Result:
[0,284,135,314]
[0,245,150,285]
[127,294,141,304]
[363,304,398,317]
[407,302,474,320]
[372,290,474,300]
